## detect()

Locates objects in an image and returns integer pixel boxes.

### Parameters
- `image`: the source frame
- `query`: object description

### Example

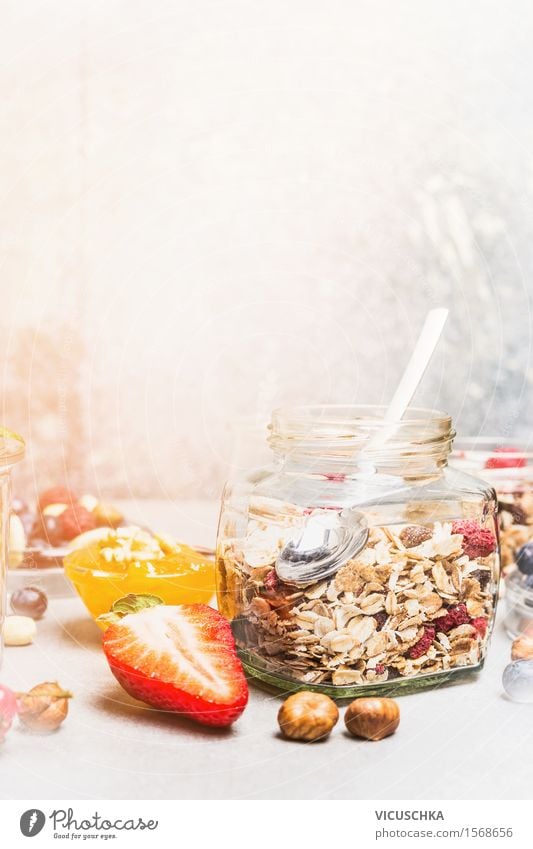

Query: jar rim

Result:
[269,404,454,465]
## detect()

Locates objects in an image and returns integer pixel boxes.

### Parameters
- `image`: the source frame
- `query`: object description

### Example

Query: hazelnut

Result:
[278,691,339,742]
[512,636,533,661]
[17,682,72,732]
[344,697,400,741]
[399,525,432,548]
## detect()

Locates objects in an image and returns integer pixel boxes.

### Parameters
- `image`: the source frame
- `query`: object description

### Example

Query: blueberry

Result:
[502,660,533,703]
[516,542,533,576]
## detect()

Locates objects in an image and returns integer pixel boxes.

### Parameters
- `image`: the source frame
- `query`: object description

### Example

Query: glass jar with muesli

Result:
[216,406,500,697]
[451,439,533,574]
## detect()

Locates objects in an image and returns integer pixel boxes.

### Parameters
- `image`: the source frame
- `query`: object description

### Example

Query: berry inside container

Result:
[451,438,533,574]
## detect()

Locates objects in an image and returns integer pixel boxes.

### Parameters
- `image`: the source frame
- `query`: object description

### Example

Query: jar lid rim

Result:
[269,405,454,463]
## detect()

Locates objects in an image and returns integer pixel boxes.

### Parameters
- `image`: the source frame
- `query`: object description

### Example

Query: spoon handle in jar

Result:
[364,307,449,455]
[385,307,449,423]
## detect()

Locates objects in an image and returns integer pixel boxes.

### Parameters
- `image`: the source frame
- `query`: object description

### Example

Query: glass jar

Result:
[451,439,533,573]
[216,406,500,697]
[0,428,25,665]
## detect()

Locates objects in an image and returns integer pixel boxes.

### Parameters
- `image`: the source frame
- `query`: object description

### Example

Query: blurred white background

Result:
[1,0,533,501]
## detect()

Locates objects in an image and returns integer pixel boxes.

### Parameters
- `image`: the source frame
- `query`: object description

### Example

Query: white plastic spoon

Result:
[275,307,449,585]
[370,307,449,450]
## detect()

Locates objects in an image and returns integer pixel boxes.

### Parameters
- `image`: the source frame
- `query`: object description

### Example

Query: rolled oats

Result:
[218,518,498,688]
[332,666,364,686]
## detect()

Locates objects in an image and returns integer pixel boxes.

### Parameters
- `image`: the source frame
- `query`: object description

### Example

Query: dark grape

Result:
[10,586,48,620]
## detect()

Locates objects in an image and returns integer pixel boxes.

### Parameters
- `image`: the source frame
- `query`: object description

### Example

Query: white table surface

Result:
[1,501,531,801]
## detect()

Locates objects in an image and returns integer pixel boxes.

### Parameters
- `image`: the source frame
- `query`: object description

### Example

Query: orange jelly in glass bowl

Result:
[64,526,215,627]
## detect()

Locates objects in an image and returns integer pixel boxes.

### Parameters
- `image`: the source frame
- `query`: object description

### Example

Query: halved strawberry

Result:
[102,602,248,727]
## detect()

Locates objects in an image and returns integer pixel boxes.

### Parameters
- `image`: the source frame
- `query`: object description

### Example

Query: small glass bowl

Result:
[64,527,215,627]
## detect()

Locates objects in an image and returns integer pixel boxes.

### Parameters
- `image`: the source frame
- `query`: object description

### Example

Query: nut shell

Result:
[278,691,339,742]
[17,682,71,732]
[344,697,400,741]
[512,636,533,661]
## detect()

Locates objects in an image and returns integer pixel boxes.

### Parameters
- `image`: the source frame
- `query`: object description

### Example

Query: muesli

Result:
[217,518,498,687]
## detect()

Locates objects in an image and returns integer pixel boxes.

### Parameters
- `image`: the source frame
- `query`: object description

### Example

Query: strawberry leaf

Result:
[97,593,163,625]
[111,594,164,615]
